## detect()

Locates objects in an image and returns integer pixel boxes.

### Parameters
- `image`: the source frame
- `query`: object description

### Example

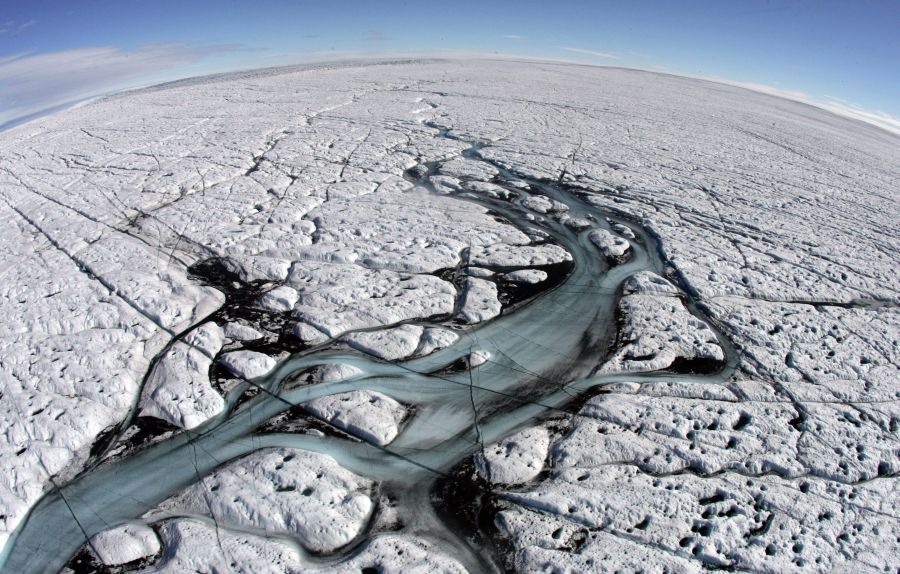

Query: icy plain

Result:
[0,59,897,573]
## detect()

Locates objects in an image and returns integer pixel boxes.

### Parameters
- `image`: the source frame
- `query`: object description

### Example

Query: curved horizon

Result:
[3,53,899,138]
[2,1,897,135]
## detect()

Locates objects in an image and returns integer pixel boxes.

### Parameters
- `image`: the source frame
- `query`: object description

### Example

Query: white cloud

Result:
[706,78,900,136]
[559,46,620,60]
[0,43,244,126]
[537,52,899,136]
[823,94,849,104]
[816,99,900,136]
[504,34,526,40]
[722,80,809,102]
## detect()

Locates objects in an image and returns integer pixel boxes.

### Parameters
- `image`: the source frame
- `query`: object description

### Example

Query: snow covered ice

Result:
[0,59,897,573]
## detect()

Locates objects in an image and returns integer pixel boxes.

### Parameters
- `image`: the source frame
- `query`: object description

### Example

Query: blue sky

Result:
[1,0,898,131]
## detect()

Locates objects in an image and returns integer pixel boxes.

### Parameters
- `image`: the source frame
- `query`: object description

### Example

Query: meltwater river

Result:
[0,146,737,574]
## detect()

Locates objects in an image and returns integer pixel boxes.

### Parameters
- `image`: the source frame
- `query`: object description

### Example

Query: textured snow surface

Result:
[140,322,224,429]
[589,228,631,258]
[90,522,160,567]
[600,272,724,373]
[415,326,460,356]
[342,323,457,361]
[0,58,897,571]
[496,378,900,571]
[467,349,492,368]
[497,508,700,573]
[501,462,898,572]
[304,390,407,446]
[343,324,426,360]
[218,349,277,379]
[522,195,568,214]
[256,285,299,313]
[469,243,571,267]
[137,519,466,574]
[317,362,364,383]
[156,447,373,553]
[289,263,456,339]
[136,519,304,574]
[328,534,468,573]
[458,277,502,324]
[223,321,264,341]
[503,269,548,284]
[475,426,550,485]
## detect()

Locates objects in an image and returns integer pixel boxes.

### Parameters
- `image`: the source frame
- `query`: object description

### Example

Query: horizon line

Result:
[3,51,898,138]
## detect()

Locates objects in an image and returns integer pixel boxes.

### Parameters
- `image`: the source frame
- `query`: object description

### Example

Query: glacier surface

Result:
[0,58,896,573]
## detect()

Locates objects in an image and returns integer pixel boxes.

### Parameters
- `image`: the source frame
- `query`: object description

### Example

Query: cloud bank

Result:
[0,42,244,126]
[559,46,620,60]
[714,79,900,136]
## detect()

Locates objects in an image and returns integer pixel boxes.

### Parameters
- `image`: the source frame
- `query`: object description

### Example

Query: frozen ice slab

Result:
[343,324,425,361]
[438,156,499,180]
[601,272,724,374]
[291,321,330,345]
[223,321,264,341]
[304,390,407,446]
[136,521,467,574]
[522,195,568,214]
[256,285,299,313]
[589,228,631,259]
[503,269,548,284]
[90,522,160,567]
[324,534,468,573]
[415,327,459,356]
[343,324,460,360]
[155,447,373,553]
[218,350,277,379]
[476,426,549,485]
[467,349,491,368]
[135,518,303,573]
[318,362,364,383]
[289,263,456,339]
[457,277,502,324]
[140,322,225,429]
[469,243,571,267]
